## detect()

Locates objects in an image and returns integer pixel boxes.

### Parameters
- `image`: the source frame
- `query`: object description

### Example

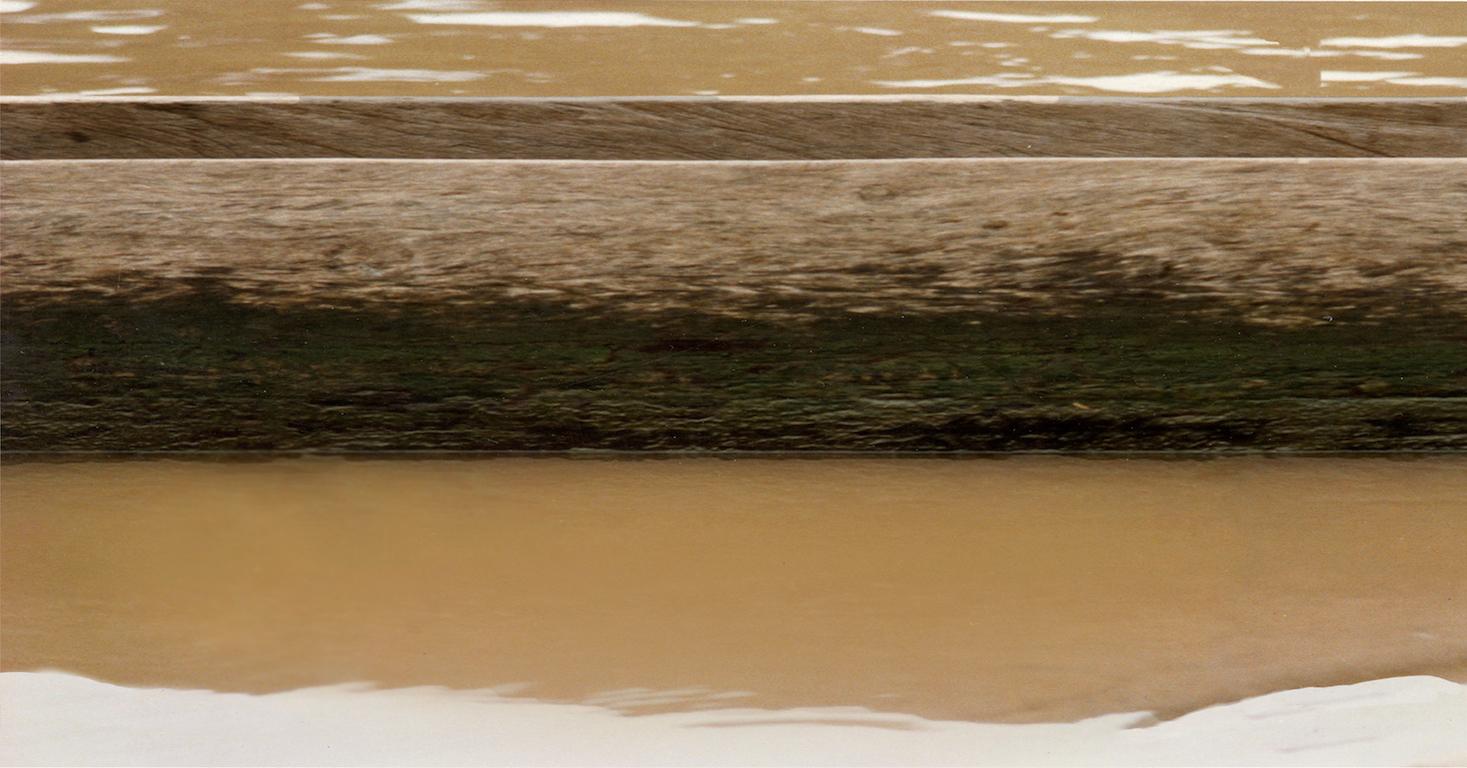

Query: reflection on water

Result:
[3,457,1465,727]
[2,1,1465,96]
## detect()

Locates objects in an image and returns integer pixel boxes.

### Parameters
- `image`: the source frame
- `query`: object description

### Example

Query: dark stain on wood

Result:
[5,290,1466,452]
[2,156,1464,452]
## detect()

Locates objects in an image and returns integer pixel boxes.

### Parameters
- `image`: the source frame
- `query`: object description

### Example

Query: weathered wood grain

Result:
[3,158,1465,452]
[6,158,1466,319]
[3,97,1465,160]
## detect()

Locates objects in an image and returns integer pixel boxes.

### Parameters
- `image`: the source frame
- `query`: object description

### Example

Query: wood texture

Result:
[3,97,1466,160]
[3,158,1466,452]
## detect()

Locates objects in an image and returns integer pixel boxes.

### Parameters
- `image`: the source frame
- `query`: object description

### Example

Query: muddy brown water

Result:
[3,457,1464,724]
[2,2,1465,97]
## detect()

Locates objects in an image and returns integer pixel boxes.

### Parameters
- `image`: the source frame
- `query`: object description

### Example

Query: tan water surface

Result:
[1,2,1465,97]
[3,457,1464,725]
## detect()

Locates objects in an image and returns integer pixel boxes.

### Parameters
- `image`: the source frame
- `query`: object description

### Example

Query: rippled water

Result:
[2,1,1465,96]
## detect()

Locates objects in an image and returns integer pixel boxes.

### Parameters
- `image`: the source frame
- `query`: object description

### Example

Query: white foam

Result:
[41,86,157,96]
[251,66,484,82]
[376,0,483,9]
[1322,70,1418,82]
[304,32,394,45]
[1,672,1463,766]
[1238,47,1341,58]
[1050,28,1279,51]
[875,70,1278,94]
[931,10,1099,24]
[5,9,161,22]
[0,50,128,64]
[283,50,367,60]
[309,67,484,82]
[404,12,700,28]
[1382,76,1467,88]
[0,1,36,12]
[1349,51,1425,60]
[1321,34,1467,48]
[90,25,166,35]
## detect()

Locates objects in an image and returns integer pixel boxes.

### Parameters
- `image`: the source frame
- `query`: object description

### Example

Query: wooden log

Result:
[3,157,1465,452]
[3,97,1466,160]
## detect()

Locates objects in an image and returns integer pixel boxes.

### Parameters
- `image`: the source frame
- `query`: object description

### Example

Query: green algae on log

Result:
[2,157,1465,452]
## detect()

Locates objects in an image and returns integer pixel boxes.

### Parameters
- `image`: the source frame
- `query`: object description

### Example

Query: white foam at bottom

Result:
[2,672,1463,766]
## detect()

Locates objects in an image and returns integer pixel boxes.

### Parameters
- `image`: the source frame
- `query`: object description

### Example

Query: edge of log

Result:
[3,96,1465,159]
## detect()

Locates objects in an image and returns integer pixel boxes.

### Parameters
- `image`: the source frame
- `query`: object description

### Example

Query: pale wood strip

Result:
[4,158,1464,320]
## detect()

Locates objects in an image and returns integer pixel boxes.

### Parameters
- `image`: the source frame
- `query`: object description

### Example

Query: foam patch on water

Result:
[844,26,903,37]
[1382,76,1467,88]
[405,12,701,28]
[304,32,395,45]
[2,672,1463,766]
[1321,71,1467,89]
[46,86,157,96]
[283,50,368,60]
[930,10,1099,25]
[1321,34,1467,48]
[1350,51,1426,61]
[90,25,167,35]
[377,0,485,9]
[4,8,162,22]
[1049,28,1279,51]
[1322,70,1420,82]
[874,70,1278,93]
[250,66,484,82]
[0,50,128,64]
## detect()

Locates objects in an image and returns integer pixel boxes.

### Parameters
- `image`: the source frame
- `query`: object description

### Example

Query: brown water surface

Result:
[1,2,1465,96]
[2,457,1464,724]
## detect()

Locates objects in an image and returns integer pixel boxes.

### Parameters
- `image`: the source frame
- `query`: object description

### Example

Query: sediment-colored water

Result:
[2,1,1466,96]
[4,457,1464,728]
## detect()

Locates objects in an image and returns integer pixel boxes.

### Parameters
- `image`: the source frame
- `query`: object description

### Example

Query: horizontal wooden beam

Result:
[3,158,1465,452]
[3,97,1465,160]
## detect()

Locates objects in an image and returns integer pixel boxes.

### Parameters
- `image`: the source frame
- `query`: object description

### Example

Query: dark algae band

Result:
[5,292,1466,453]
[3,157,1465,452]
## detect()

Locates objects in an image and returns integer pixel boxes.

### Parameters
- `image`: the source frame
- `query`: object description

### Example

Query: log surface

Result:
[3,158,1465,452]
[3,97,1466,160]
